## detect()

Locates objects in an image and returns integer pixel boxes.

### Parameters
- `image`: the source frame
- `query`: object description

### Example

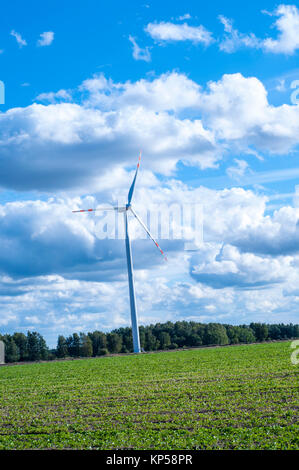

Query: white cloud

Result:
[190,243,294,288]
[2,72,299,194]
[226,159,250,180]
[231,205,299,256]
[198,73,299,153]
[36,89,72,103]
[81,72,201,111]
[219,5,299,55]
[37,31,54,47]
[177,14,191,21]
[0,74,219,192]
[0,198,96,278]
[218,15,261,53]
[0,186,265,280]
[10,30,27,48]
[0,183,299,344]
[145,21,214,45]
[129,35,151,62]
[24,315,41,324]
[263,4,299,54]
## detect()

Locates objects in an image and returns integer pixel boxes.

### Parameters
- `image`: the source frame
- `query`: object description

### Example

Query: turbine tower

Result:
[72,153,167,353]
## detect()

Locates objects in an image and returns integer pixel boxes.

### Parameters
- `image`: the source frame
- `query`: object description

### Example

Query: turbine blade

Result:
[72,207,118,213]
[130,207,167,261]
[127,152,141,205]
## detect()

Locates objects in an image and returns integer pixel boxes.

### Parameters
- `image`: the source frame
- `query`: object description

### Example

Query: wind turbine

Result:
[72,153,167,353]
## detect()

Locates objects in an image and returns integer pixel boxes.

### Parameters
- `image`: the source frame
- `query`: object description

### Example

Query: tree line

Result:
[1,321,298,363]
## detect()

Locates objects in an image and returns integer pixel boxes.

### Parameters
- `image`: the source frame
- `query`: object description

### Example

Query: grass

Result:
[0,341,298,450]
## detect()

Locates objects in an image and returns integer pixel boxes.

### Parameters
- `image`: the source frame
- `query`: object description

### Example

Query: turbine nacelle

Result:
[117,206,127,213]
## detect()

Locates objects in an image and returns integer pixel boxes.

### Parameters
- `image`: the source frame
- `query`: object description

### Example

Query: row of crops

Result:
[0,341,298,449]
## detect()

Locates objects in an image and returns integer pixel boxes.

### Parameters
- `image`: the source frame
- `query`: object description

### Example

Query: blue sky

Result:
[1,1,299,346]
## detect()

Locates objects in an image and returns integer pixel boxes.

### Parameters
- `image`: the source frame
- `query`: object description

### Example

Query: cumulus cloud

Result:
[0,198,97,278]
[0,195,184,280]
[2,72,299,193]
[1,72,299,304]
[128,35,151,62]
[231,206,299,256]
[80,72,201,112]
[190,244,294,288]
[198,73,299,153]
[0,191,297,346]
[0,182,299,343]
[2,16,299,343]
[0,186,257,280]
[0,273,132,345]
[263,4,299,54]
[10,30,27,47]
[145,21,214,45]
[37,31,54,46]
[135,181,299,261]
[0,73,220,192]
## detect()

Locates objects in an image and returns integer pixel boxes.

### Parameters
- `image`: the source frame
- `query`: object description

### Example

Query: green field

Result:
[0,341,298,450]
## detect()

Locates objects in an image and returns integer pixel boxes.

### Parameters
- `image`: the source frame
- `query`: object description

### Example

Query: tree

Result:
[88,331,107,356]
[3,336,20,363]
[79,333,93,357]
[39,334,49,360]
[226,326,240,344]
[292,324,299,339]
[203,324,229,346]
[237,327,255,344]
[66,333,80,357]
[144,329,160,351]
[27,331,48,361]
[173,321,191,347]
[250,323,268,342]
[56,335,68,358]
[107,333,122,353]
[12,333,28,361]
[193,324,205,345]
[268,324,282,340]
[112,327,133,353]
[159,332,171,350]
[139,326,146,351]
[27,332,41,361]
[187,333,202,347]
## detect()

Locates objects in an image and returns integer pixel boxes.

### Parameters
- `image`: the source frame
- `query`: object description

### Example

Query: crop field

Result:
[0,341,298,450]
